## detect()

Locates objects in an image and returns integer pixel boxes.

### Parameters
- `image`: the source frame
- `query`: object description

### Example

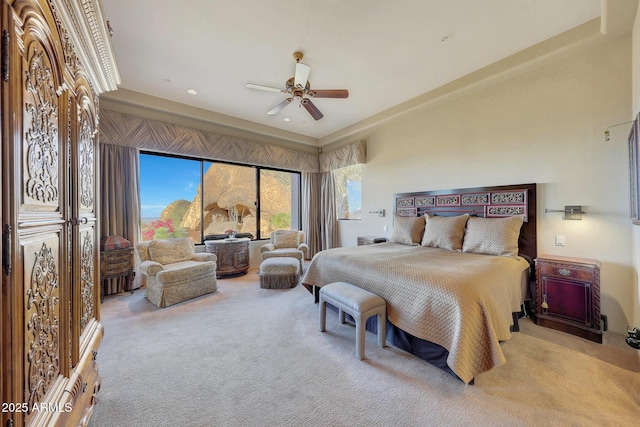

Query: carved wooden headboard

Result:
[393,183,537,260]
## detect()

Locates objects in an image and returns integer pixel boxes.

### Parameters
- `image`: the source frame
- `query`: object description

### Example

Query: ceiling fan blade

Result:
[294,62,311,88]
[246,83,285,93]
[302,99,324,120]
[310,89,349,98]
[266,98,292,115]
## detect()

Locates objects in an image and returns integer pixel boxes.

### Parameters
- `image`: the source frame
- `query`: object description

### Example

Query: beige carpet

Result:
[89,269,640,427]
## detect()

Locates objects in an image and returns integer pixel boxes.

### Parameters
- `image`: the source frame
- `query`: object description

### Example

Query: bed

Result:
[301,183,537,384]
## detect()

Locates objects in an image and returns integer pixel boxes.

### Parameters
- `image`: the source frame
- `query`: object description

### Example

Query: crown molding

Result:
[54,0,120,93]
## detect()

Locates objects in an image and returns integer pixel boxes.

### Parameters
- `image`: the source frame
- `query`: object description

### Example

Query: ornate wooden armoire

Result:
[1,1,118,426]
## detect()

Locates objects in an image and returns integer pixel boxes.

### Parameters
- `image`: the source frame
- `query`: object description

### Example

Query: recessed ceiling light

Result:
[186,89,198,95]
[283,117,291,122]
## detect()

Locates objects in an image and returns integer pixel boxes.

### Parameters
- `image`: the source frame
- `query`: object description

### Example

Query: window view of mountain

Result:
[140,155,296,242]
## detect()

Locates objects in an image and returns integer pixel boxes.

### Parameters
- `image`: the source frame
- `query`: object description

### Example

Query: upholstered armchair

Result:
[260,230,308,269]
[135,238,218,308]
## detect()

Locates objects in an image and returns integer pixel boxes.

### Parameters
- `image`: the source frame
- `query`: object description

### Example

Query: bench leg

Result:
[355,314,365,360]
[319,299,327,332]
[377,313,386,348]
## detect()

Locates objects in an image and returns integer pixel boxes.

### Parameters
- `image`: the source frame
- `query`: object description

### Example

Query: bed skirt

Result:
[325,303,459,381]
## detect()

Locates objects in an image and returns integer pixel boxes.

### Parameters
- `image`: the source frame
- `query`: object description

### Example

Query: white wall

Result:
[339,35,634,334]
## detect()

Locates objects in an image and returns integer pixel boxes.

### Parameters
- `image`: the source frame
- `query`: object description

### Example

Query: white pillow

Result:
[462,216,524,257]
[421,214,469,251]
[389,216,425,246]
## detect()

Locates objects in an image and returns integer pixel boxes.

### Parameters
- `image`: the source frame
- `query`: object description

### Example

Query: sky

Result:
[139,154,200,218]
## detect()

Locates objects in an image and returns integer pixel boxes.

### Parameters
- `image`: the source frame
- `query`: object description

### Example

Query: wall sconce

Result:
[544,205,586,220]
[369,209,385,217]
[604,120,634,142]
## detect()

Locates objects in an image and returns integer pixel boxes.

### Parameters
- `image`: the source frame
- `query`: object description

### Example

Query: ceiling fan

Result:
[246,51,349,121]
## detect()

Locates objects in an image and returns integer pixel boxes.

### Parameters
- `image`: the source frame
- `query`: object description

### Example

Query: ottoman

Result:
[259,257,300,289]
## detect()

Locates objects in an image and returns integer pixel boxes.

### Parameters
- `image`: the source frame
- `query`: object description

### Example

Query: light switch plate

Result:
[555,235,565,246]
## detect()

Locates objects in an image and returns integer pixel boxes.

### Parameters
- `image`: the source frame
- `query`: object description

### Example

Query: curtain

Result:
[302,171,340,258]
[320,171,340,250]
[99,143,141,295]
[302,172,321,257]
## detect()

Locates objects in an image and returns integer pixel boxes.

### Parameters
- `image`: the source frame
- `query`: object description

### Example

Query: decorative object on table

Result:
[100,235,135,302]
[135,238,218,308]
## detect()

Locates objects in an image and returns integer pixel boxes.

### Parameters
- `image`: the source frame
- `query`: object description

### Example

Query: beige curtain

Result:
[320,171,340,250]
[302,172,321,257]
[302,171,340,258]
[99,143,141,295]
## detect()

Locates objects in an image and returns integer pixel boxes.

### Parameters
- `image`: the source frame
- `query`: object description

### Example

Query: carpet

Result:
[89,269,640,426]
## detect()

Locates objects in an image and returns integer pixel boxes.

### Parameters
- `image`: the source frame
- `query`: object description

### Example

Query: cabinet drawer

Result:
[539,263,595,282]
[102,263,131,276]
[102,251,131,262]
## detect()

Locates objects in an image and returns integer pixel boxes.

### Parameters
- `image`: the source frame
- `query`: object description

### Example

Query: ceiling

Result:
[100,0,602,146]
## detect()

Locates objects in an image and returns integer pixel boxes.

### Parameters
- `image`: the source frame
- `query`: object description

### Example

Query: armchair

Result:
[136,238,218,308]
[260,230,308,269]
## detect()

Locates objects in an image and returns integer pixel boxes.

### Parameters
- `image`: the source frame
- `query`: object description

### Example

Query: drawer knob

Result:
[558,268,571,276]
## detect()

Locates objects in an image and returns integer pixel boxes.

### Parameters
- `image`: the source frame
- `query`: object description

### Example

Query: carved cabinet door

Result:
[1,1,82,425]
[70,77,100,360]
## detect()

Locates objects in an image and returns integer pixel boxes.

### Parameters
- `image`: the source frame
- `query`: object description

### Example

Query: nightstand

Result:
[534,255,602,343]
[357,236,387,246]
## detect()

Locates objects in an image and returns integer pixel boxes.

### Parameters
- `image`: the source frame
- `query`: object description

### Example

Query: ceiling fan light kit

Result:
[247,51,349,121]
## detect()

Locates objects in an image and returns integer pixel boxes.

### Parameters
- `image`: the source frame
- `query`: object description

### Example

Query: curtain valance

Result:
[319,140,366,172]
[99,109,320,173]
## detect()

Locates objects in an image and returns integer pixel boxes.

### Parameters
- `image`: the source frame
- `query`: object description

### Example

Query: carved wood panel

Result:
[73,79,99,349]
[4,3,69,425]
[21,231,65,422]
[22,38,61,212]
[79,229,95,332]
[2,1,111,425]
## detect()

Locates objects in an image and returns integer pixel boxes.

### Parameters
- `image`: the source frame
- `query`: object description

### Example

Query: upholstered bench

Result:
[319,282,386,360]
[259,257,300,289]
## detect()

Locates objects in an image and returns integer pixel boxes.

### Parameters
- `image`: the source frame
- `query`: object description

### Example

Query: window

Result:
[140,152,301,243]
[259,169,300,236]
[333,164,362,220]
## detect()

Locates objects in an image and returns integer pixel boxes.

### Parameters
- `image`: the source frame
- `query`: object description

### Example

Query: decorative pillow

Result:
[421,214,469,251]
[148,238,194,264]
[389,215,425,246]
[462,216,524,257]
[272,230,300,248]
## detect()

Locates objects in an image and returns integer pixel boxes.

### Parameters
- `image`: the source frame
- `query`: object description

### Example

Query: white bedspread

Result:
[301,243,529,383]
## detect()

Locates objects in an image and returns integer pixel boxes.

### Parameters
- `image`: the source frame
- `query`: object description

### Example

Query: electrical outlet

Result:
[383,225,388,232]
[555,235,565,246]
